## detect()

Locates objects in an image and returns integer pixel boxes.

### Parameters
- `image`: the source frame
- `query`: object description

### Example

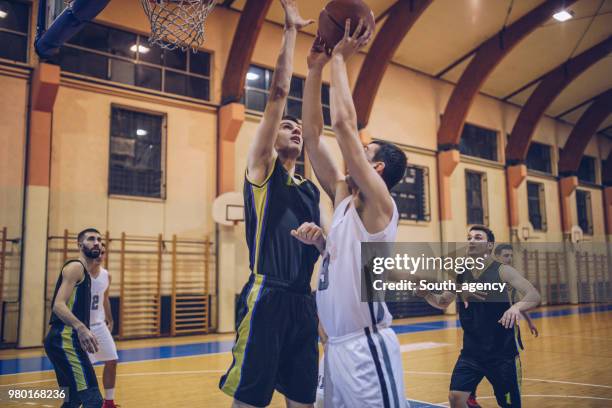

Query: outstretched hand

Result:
[332,18,373,60]
[281,0,314,30]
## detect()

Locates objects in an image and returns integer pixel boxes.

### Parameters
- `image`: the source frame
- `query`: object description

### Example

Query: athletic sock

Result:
[105,388,115,400]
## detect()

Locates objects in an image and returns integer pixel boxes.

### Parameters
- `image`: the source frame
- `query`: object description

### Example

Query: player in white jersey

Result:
[88,243,120,408]
[294,19,409,408]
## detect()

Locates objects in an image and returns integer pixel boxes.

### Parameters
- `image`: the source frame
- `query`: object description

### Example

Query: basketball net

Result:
[140,0,216,51]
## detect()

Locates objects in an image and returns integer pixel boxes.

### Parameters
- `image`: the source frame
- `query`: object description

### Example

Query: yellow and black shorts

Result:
[44,325,99,398]
[219,275,319,407]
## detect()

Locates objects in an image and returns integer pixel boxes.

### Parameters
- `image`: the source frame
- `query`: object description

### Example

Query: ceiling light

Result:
[136,129,148,136]
[130,44,150,53]
[246,72,260,80]
[553,10,573,22]
[0,10,7,18]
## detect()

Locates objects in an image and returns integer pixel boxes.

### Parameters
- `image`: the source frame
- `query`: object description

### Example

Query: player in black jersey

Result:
[44,228,103,408]
[423,225,541,408]
[466,243,540,408]
[452,226,540,408]
[219,1,323,407]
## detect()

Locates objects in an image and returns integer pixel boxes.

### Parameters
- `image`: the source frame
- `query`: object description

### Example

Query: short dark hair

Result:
[77,228,101,244]
[469,225,495,243]
[281,115,301,126]
[371,141,407,190]
[494,243,513,255]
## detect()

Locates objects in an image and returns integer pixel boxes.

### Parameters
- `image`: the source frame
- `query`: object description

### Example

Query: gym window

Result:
[391,165,430,222]
[109,107,166,199]
[459,123,498,162]
[526,142,552,174]
[57,22,211,101]
[0,0,30,63]
[527,181,547,231]
[576,156,597,184]
[244,65,332,127]
[465,170,488,225]
[576,190,593,235]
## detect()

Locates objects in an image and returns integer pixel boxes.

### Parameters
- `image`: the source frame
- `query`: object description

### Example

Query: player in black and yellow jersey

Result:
[450,226,540,408]
[44,228,103,408]
[219,1,324,407]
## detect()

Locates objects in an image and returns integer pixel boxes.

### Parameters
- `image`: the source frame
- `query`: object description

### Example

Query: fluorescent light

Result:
[136,129,148,136]
[130,44,150,53]
[553,10,573,22]
[246,72,260,80]
[0,10,7,18]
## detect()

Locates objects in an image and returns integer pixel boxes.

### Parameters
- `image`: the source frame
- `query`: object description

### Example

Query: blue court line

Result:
[1,304,610,376]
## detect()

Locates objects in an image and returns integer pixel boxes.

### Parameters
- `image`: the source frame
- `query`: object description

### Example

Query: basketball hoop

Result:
[140,0,216,51]
[570,225,583,244]
[212,192,244,227]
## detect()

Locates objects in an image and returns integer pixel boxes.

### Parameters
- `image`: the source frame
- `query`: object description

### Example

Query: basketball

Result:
[318,0,375,51]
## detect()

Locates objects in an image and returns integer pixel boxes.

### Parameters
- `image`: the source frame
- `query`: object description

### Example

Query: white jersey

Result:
[316,196,398,338]
[90,267,109,324]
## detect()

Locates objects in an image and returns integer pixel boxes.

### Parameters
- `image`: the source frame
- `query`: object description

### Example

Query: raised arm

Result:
[52,262,99,353]
[303,38,345,201]
[329,20,394,216]
[246,0,313,184]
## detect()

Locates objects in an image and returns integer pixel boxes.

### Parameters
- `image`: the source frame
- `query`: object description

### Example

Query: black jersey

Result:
[243,158,320,293]
[49,259,92,328]
[457,260,519,360]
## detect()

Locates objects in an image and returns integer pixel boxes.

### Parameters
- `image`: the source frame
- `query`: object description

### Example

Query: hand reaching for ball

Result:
[281,0,314,30]
[332,18,373,60]
[308,36,332,69]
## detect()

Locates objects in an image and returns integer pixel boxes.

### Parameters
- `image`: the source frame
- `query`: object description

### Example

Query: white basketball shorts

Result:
[323,326,408,408]
[87,322,118,363]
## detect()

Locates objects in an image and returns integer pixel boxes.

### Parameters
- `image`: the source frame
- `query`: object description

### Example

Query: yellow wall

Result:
[48,84,217,239]
[0,72,28,343]
[0,73,28,238]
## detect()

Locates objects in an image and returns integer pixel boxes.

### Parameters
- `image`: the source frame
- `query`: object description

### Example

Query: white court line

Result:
[408,398,447,407]
[0,349,234,379]
[400,342,450,353]
[0,370,226,387]
[116,369,225,377]
[437,394,612,404]
[2,369,610,393]
[403,370,612,389]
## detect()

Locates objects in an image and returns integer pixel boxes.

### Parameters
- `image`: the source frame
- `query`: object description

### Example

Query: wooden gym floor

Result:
[0,304,610,407]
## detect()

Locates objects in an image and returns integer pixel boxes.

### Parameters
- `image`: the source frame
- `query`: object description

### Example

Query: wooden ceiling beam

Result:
[221,0,273,105]
[437,0,577,148]
[506,37,612,163]
[353,0,433,129]
[558,89,612,175]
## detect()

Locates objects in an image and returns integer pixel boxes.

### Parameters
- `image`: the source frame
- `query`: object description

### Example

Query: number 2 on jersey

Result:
[91,294,99,310]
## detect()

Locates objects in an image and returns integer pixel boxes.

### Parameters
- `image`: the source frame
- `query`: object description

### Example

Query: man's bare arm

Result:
[498,265,541,329]
[501,265,541,312]
[104,274,113,332]
[330,20,393,216]
[303,39,345,202]
[246,0,313,184]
